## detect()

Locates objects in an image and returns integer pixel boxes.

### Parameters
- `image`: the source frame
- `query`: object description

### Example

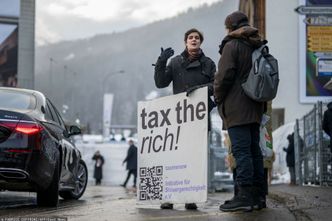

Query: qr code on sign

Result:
[139,166,163,200]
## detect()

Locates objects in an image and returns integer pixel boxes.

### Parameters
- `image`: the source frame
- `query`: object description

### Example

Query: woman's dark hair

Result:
[184,28,204,43]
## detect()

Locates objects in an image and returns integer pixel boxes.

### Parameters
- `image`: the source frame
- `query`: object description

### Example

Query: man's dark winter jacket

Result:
[323,102,332,150]
[284,133,295,167]
[154,50,216,98]
[213,26,265,129]
[123,145,137,170]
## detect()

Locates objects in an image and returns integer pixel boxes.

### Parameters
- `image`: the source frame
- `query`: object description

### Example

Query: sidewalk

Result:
[268,184,332,221]
[2,183,330,221]
[82,184,332,221]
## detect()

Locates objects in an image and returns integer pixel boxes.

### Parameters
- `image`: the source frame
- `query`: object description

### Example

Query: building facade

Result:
[266,0,332,125]
[0,0,35,89]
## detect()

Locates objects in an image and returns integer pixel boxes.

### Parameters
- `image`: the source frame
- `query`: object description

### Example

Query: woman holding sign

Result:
[154,28,216,210]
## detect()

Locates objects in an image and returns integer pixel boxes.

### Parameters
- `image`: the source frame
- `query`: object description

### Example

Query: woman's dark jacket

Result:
[284,134,295,167]
[154,50,216,112]
[92,154,104,180]
[213,26,265,129]
[123,145,137,170]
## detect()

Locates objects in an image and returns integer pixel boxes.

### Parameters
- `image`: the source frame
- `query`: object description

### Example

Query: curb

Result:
[268,191,312,221]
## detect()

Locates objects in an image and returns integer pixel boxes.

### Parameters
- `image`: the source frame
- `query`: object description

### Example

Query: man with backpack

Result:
[214,11,268,212]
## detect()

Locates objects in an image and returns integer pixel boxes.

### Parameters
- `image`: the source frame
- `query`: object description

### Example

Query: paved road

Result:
[0,185,298,221]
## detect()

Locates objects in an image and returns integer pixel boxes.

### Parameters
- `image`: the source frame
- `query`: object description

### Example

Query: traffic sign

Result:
[317,58,332,77]
[307,26,332,52]
[304,16,332,26]
[295,6,332,15]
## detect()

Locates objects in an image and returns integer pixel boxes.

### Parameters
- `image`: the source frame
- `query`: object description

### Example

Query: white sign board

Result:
[137,87,208,204]
[298,0,332,102]
[317,58,332,77]
[103,93,114,138]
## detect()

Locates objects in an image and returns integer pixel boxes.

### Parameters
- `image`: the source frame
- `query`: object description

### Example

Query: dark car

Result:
[0,87,88,207]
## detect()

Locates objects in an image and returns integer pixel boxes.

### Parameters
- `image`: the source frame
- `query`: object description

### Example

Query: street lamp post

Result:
[49,57,53,97]
[102,70,125,94]
[101,70,125,139]
[61,64,79,119]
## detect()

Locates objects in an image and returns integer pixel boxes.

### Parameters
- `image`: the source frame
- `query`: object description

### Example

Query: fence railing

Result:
[294,101,332,186]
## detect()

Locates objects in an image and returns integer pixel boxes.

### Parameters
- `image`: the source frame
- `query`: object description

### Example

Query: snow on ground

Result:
[76,120,297,186]
[272,122,296,184]
[77,141,133,186]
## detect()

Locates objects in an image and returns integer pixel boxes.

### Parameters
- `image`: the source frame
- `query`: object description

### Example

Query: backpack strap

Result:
[258,45,269,56]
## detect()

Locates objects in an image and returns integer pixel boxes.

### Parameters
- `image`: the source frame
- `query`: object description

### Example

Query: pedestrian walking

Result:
[121,140,137,188]
[92,150,105,185]
[214,11,266,212]
[283,133,296,185]
[284,133,295,182]
[154,28,216,210]
[323,102,332,154]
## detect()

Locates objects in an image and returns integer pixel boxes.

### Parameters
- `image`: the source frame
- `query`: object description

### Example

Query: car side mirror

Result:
[68,125,81,137]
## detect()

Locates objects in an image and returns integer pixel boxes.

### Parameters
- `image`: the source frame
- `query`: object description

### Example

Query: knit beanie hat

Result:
[225,11,249,31]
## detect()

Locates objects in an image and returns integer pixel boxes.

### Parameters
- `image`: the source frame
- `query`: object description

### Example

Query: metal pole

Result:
[49,57,53,97]
[63,65,67,102]
[208,131,214,193]
[303,114,308,184]
[251,1,274,156]
[295,119,302,185]
[318,101,323,186]
[70,72,77,119]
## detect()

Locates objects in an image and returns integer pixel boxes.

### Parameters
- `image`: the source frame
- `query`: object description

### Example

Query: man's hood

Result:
[228,26,265,48]
[219,26,266,55]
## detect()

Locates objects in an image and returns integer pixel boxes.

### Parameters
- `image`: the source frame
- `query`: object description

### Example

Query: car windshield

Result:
[0,90,36,110]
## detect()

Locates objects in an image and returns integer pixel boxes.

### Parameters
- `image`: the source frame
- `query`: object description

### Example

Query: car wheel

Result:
[60,160,88,200]
[37,159,60,207]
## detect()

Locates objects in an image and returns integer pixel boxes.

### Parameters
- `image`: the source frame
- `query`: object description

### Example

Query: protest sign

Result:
[137,87,208,204]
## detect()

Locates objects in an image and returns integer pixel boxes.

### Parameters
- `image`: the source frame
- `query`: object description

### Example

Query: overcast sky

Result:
[36,0,222,45]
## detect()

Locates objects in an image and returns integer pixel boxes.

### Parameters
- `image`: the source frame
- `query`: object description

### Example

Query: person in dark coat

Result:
[154,28,216,114]
[283,133,295,185]
[154,28,216,210]
[92,150,105,185]
[323,102,332,154]
[214,11,266,212]
[121,140,137,188]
